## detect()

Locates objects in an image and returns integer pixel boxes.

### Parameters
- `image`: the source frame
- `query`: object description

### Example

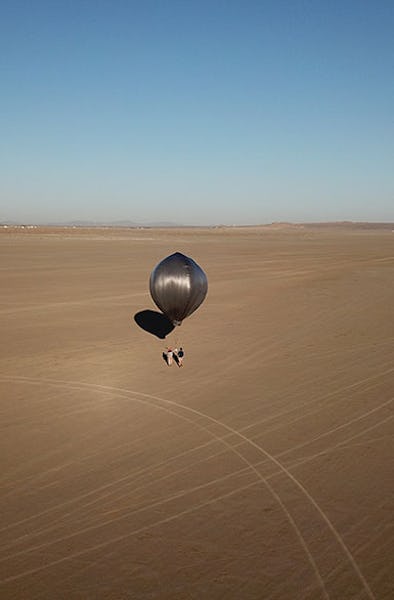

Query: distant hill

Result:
[301,221,394,230]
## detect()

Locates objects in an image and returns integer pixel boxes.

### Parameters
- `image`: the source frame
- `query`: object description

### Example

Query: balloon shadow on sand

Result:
[134,310,175,339]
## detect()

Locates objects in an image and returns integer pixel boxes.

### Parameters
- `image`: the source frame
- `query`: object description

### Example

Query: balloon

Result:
[149,252,208,325]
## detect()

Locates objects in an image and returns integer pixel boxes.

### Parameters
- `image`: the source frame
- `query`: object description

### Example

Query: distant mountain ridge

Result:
[2,220,394,230]
[49,220,183,228]
[1,219,183,228]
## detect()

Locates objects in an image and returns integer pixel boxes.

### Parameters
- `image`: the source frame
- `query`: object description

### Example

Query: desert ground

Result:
[0,225,393,599]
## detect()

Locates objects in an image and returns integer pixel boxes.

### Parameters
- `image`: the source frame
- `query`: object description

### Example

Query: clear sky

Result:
[1,1,393,225]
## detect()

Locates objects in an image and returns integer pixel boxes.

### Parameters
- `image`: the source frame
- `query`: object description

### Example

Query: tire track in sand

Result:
[0,376,330,599]
[2,376,379,598]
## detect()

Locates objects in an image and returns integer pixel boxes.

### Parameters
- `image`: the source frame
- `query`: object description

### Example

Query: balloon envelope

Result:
[149,252,208,325]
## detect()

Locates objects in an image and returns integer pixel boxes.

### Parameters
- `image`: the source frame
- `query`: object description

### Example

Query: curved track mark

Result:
[0,376,329,598]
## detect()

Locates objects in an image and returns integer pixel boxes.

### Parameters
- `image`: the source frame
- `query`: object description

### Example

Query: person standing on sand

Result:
[166,348,173,366]
[177,347,184,367]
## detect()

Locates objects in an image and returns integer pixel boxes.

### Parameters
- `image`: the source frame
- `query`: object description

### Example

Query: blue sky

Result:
[1,1,393,225]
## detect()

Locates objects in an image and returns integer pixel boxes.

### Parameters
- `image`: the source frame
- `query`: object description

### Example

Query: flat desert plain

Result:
[0,226,393,600]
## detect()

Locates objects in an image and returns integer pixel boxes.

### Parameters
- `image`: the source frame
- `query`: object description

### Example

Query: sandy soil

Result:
[0,226,393,599]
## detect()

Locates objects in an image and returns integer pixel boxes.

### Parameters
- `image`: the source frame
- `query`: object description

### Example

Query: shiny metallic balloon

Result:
[149,252,208,325]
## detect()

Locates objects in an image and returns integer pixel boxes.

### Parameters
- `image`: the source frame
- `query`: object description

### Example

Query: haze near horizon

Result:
[1,1,393,225]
